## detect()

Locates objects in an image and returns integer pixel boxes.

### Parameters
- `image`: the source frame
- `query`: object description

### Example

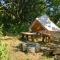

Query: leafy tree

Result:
[4,0,46,23]
[1,0,46,35]
[46,0,60,24]
[0,0,60,35]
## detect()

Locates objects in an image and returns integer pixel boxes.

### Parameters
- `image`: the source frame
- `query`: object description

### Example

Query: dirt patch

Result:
[2,36,54,60]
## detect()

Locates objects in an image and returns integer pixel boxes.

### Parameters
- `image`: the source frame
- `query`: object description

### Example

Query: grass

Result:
[0,40,9,60]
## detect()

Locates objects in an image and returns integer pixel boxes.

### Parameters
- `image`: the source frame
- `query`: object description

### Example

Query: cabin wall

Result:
[30,20,45,32]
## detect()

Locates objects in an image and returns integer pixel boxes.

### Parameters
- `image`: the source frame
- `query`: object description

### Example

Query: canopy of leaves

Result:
[46,0,60,23]
[0,0,60,35]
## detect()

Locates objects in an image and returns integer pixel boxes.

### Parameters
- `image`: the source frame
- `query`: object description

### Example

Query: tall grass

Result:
[0,40,9,60]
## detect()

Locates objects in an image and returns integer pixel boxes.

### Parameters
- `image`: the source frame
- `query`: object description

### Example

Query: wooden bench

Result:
[21,32,52,43]
[21,32,36,42]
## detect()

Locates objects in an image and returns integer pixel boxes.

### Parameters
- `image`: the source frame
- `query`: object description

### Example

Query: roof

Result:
[36,15,60,31]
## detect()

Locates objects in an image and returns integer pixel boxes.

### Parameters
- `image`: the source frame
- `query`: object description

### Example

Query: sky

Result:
[0,0,5,4]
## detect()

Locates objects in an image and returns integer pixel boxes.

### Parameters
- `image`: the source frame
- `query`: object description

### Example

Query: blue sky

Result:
[0,0,5,4]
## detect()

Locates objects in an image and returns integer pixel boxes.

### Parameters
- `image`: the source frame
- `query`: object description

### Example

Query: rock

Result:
[27,46,35,53]
[54,55,60,60]
[21,42,27,52]
[35,43,41,52]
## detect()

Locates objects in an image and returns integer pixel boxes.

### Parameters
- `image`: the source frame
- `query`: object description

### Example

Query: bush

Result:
[57,23,60,27]
[3,22,29,35]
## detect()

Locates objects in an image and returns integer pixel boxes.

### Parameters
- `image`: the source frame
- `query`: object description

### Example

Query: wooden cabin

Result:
[30,15,60,32]
[21,15,60,43]
[29,15,60,42]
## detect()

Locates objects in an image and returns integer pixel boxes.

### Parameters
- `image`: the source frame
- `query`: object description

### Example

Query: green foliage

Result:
[0,24,3,36]
[5,22,29,35]
[57,22,60,27]
[0,0,59,35]
[46,0,60,24]
[0,0,46,35]
[0,41,9,60]
[51,0,60,6]
[4,0,46,23]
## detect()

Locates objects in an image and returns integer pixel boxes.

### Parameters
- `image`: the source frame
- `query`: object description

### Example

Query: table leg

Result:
[21,34,24,40]
[31,35,34,42]
[42,35,45,42]
[26,35,28,40]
